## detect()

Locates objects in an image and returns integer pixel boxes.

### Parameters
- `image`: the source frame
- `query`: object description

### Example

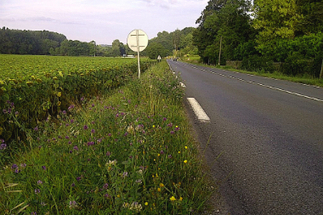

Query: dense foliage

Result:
[144,27,198,59]
[0,27,128,57]
[0,55,153,145]
[193,0,323,77]
[0,27,66,55]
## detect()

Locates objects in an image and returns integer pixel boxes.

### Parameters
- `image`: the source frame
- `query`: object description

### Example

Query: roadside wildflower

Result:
[83,125,88,130]
[0,143,7,150]
[184,160,188,164]
[170,196,176,201]
[103,183,109,189]
[11,164,18,169]
[145,202,148,206]
[69,201,77,209]
[91,129,95,133]
[106,160,117,166]
[42,166,46,170]
[35,189,40,194]
[185,146,188,149]
[160,183,164,188]
[180,197,183,201]
[37,180,43,185]
[106,151,111,156]
[123,202,142,212]
[157,188,161,192]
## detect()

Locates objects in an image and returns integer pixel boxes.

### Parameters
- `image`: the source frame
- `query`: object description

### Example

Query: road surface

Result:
[167,60,323,215]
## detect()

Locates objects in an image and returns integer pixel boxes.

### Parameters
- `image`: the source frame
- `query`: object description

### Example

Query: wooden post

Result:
[218,36,222,66]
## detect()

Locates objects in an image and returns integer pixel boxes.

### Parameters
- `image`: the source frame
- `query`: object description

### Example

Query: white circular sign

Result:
[127,29,148,52]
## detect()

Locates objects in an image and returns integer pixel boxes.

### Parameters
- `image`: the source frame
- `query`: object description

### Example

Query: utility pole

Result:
[218,36,222,66]
[320,59,323,79]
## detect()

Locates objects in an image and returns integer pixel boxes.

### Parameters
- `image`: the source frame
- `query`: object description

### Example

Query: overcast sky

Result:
[0,0,209,45]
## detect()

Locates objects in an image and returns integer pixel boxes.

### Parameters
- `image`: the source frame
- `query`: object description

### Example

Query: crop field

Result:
[0,55,153,143]
[0,60,212,214]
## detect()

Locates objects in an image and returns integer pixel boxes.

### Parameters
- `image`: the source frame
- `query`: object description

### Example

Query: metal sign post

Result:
[127,29,148,79]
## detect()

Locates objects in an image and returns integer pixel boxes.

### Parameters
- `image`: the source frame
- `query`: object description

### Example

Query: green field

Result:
[0,55,153,142]
[0,57,212,214]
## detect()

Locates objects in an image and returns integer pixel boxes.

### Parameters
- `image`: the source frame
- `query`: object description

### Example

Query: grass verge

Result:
[181,56,323,87]
[0,61,212,214]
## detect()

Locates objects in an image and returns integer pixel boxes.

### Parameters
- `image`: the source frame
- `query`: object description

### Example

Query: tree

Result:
[146,42,168,59]
[193,0,254,64]
[252,0,302,56]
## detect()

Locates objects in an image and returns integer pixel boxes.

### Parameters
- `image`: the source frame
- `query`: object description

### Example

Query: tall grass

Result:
[0,61,212,214]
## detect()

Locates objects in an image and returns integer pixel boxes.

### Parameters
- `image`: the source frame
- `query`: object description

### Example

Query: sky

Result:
[0,0,209,45]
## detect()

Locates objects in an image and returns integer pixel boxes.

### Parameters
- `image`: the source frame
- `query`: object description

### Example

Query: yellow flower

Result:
[185,146,188,149]
[158,154,160,156]
[153,125,155,128]
[170,196,176,201]
[145,202,148,206]
[180,197,183,201]
[178,151,181,154]
[159,183,164,188]
[117,195,120,198]
[157,188,161,192]
[184,160,188,164]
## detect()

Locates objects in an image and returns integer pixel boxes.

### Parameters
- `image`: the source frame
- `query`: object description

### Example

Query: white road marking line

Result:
[202,69,323,103]
[187,98,210,122]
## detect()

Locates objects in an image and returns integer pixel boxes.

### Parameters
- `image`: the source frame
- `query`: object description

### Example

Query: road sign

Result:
[127,29,149,78]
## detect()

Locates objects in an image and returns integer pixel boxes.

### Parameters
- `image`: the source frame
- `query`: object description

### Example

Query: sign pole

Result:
[136,30,141,79]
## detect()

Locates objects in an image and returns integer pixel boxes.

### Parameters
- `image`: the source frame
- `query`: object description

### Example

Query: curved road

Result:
[167,60,323,215]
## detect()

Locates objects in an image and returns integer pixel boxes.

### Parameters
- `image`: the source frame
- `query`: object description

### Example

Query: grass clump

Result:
[0,61,211,214]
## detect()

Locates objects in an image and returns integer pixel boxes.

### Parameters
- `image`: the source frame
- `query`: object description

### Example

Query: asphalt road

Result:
[167,60,323,215]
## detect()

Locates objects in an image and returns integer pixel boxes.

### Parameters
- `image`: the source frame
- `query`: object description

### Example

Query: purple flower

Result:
[12,164,18,169]
[62,110,67,115]
[170,131,175,134]
[34,126,39,131]
[122,172,128,178]
[0,143,7,150]
[20,163,27,168]
[175,126,180,131]
[97,138,102,143]
[37,180,43,185]
[76,177,81,181]
[92,104,95,107]
[70,119,74,123]
[81,97,84,101]
[87,141,94,146]
[160,150,164,155]
[91,129,95,134]
[168,155,172,159]
[15,111,19,116]
[124,132,128,136]
[83,125,88,130]
[116,113,119,118]
[163,117,167,121]
[65,136,70,139]
[68,105,75,111]
[71,183,75,187]
[106,151,111,156]
[42,166,46,170]
[104,193,110,198]
[35,189,40,194]
[73,146,79,151]
[15,169,20,173]
[103,183,109,189]
[167,123,173,127]
[91,121,95,124]
[31,212,37,215]
[3,109,7,114]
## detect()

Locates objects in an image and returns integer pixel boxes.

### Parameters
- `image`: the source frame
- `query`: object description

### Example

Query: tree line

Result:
[0,27,130,57]
[193,0,323,77]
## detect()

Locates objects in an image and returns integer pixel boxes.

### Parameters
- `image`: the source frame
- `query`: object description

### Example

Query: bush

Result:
[241,55,274,73]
